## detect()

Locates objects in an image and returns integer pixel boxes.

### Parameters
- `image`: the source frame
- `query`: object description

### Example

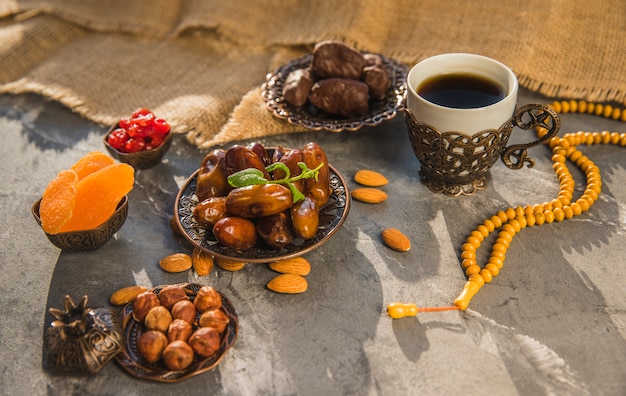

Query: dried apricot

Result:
[58,163,134,232]
[70,151,115,179]
[39,170,79,234]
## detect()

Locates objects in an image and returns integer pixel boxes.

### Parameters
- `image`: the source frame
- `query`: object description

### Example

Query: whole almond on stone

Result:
[267,273,308,294]
[192,248,214,276]
[109,285,148,306]
[215,257,246,272]
[269,257,311,276]
[160,253,193,273]
[351,187,388,204]
[382,228,411,252]
[354,170,389,187]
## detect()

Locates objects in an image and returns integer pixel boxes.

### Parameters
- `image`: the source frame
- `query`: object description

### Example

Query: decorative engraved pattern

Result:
[262,53,408,132]
[405,104,560,196]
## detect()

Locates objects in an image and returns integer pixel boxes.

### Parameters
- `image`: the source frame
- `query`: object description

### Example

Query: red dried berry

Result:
[124,138,146,153]
[107,128,129,150]
[153,118,170,136]
[132,108,153,118]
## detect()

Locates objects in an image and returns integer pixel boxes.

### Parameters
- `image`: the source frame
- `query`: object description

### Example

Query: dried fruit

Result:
[136,330,168,364]
[57,163,135,232]
[159,253,193,273]
[354,169,388,187]
[212,217,258,251]
[215,258,246,272]
[171,300,197,324]
[188,327,221,358]
[192,248,214,276]
[107,108,170,153]
[161,340,194,371]
[70,151,115,180]
[109,285,148,306]
[193,286,223,313]
[198,309,229,333]
[351,187,388,204]
[269,257,311,276]
[167,319,193,343]
[144,305,173,332]
[39,170,79,234]
[381,228,411,252]
[157,285,189,310]
[131,291,161,323]
[267,273,308,294]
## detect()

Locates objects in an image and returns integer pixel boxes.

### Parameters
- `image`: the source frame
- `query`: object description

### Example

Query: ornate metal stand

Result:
[405,104,560,196]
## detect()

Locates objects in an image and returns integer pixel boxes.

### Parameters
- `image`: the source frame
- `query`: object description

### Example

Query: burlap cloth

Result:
[1,0,624,148]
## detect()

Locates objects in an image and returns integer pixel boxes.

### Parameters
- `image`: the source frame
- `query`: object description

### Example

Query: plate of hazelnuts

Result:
[115,283,238,382]
[262,40,408,132]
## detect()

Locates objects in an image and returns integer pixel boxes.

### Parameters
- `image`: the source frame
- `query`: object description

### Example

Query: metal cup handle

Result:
[501,103,561,170]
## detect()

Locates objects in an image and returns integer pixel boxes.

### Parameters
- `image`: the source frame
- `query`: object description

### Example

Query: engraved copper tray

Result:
[262,52,408,132]
[115,283,238,383]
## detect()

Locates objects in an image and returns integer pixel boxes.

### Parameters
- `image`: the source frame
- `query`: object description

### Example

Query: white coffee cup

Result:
[406,53,518,134]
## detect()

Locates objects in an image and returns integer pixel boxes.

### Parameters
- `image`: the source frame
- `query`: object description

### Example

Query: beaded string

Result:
[387,100,625,319]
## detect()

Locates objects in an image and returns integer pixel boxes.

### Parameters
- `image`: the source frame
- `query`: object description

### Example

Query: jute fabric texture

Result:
[1,0,624,148]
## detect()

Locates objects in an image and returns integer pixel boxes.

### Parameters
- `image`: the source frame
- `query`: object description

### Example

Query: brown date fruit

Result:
[167,319,193,343]
[193,196,227,228]
[291,196,319,240]
[302,142,331,207]
[144,305,173,332]
[272,146,285,163]
[273,148,304,193]
[199,309,230,333]
[246,142,272,167]
[224,145,270,179]
[212,217,258,251]
[196,149,228,201]
[194,286,223,313]
[225,184,293,219]
[363,65,390,101]
[171,299,197,324]
[136,330,168,364]
[162,340,194,371]
[283,68,315,107]
[132,291,160,323]
[188,327,221,358]
[308,78,369,117]
[256,212,294,248]
[310,40,366,80]
[157,285,189,310]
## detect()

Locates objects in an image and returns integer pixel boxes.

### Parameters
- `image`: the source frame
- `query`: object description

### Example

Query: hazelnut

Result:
[167,319,193,343]
[157,285,189,310]
[171,300,197,324]
[193,286,222,313]
[188,327,221,358]
[132,291,160,323]
[136,330,168,364]
[144,305,172,332]
[198,309,229,333]
[162,340,194,371]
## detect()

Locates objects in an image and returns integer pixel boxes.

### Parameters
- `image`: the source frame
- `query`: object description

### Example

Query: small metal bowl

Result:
[103,125,173,170]
[32,195,129,252]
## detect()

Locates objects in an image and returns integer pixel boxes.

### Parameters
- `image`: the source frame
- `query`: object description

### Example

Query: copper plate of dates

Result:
[115,283,238,382]
[173,153,350,263]
[262,52,408,132]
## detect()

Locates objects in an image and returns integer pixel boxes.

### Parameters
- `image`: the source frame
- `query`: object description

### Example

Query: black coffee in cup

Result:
[417,73,506,109]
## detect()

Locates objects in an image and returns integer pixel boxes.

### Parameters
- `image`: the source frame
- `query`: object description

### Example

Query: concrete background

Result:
[1,90,625,395]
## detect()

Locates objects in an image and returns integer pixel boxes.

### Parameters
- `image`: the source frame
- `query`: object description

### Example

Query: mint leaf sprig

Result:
[227,162,324,203]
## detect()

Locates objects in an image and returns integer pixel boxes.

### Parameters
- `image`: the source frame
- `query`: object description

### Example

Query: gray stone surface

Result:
[1,91,625,395]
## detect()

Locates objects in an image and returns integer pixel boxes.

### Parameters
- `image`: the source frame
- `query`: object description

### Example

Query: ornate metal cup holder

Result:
[405,104,560,196]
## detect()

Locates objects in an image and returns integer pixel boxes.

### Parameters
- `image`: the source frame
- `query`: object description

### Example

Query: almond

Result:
[382,228,411,252]
[215,257,246,272]
[351,187,388,204]
[354,170,389,187]
[192,248,214,276]
[159,253,193,273]
[267,273,308,294]
[109,285,148,306]
[269,257,311,276]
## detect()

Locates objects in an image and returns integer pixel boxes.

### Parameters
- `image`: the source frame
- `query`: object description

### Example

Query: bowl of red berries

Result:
[104,108,173,169]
